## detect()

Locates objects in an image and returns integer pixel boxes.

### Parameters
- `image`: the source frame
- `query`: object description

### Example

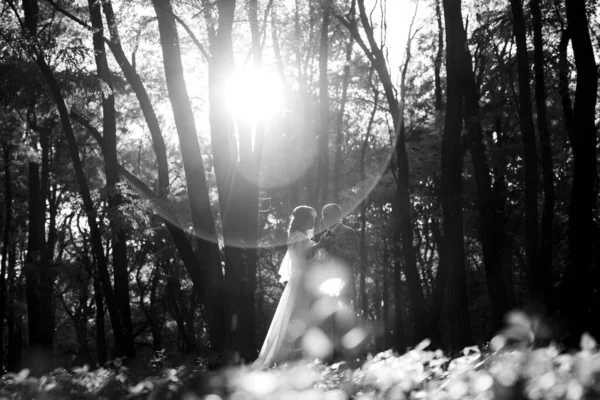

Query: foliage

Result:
[3,325,600,400]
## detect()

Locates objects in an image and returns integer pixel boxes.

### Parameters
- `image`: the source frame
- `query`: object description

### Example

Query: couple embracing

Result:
[254,204,359,368]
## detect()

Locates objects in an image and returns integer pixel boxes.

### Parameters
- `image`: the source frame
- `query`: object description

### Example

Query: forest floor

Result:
[1,335,600,400]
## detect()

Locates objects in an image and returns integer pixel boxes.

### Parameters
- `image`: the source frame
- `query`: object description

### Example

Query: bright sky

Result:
[380,0,432,86]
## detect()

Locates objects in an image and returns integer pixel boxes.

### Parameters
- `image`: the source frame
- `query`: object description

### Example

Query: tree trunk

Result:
[558,29,574,141]
[429,216,445,345]
[25,162,54,375]
[34,54,128,360]
[392,242,406,351]
[359,86,378,316]
[439,0,473,349]
[382,247,390,349]
[184,291,197,353]
[69,112,208,346]
[561,0,598,345]
[460,19,514,330]
[101,1,207,315]
[204,0,264,361]
[434,0,444,112]
[6,219,19,371]
[152,0,225,355]
[149,264,163,351]
[338,0,427,345]
[509,0,540,310]
[164,261,194,352]
[333,32,353,201]
[87,0,134,358]
[102,0,169,198]
[0,145,12,372]
[203,0,239,361]
[530,0,555,311]
[93,262,106,366]
[317,4,330,206]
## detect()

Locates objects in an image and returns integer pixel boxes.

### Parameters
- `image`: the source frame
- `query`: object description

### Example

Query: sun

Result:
[224,67,284,124]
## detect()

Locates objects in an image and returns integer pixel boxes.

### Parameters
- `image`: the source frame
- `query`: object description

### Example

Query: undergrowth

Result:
[2,314,600,399]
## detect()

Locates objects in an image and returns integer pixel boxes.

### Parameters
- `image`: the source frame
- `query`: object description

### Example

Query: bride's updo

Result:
[288,205,317,235]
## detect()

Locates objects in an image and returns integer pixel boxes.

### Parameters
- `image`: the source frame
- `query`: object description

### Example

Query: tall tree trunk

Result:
[509,0,540,310]
[204,0,263,361]
[93,259,106,365]
[0,145,11,372]
[558,28,574,141]
[392,246,406,351]
[333,30,354,201]
[34,54,128,360]
[102,0,169,199]
[359,85,378,316]
[25,162,53,375]
[203,0,240,362]
[461,19,514,330]
[87,0,134,358]
[434,0,444,112]
[429,216,445,345]
[561,0,598,344]
[317,3,330,206]
[396,77,426,345]
[6,242,19,371]
[439,0,473,349]
[338,0,427,345]
[101,1,205,307]
[149,263,163,351]
[530,0,555,311]
[152,0,225,355]
[19,0,129,361]
[271,6,302,207]
[382,247,390,349]
[70,113,205,343]
[184,291,197,353]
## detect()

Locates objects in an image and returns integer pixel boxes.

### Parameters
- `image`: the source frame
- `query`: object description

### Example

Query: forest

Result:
[0,0,599,398]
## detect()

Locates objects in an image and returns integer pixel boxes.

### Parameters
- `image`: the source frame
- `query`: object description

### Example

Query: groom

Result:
[316,203,359,305]
[309,203,359,361]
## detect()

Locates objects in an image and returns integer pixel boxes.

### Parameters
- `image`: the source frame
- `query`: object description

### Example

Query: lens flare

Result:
[319,278,346,297]
[225,67,284,123]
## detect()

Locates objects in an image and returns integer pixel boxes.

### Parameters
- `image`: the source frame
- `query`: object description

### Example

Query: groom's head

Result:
[322,203,342,229]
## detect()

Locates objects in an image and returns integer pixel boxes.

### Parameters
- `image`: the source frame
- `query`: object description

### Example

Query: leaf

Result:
[14,368,30,383]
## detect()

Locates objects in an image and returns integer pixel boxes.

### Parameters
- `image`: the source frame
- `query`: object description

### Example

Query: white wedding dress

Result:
[253,230,315,368]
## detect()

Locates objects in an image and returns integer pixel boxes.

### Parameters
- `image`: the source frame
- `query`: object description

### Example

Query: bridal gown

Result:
[253,230,315,368]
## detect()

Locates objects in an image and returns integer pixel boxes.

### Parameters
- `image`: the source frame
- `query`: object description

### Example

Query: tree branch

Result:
[156,4,210,61]
[42,0,92,31]
[69,111,175,222]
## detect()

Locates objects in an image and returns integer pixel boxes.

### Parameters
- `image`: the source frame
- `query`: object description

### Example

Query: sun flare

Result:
[225,67,284,123]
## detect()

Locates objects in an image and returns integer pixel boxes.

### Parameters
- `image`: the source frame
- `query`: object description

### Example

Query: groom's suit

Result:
[309,221,360,362]
[320,222,359,304]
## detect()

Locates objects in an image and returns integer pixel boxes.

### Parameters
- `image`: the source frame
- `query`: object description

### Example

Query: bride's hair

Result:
[288,205,316,236]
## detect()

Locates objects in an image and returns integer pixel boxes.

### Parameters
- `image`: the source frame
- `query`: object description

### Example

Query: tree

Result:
[461,6,514,332]
[337,0,428,346]
[317,2,330,207]
[560,0,598,344]
[438,0,473,349]
[86,0,134,358]
[24,157,54,374]
[0,143,12,372]
[508,0,540,308]
[530,0,554,311]
[151,0,226,355]
[203,0,263,360]
[8,0,133,362]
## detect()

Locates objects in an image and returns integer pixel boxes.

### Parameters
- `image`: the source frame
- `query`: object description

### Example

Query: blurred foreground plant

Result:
[3,312,600,399]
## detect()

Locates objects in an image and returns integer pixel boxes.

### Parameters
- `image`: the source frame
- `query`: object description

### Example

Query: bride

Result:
[253,205,317,368]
